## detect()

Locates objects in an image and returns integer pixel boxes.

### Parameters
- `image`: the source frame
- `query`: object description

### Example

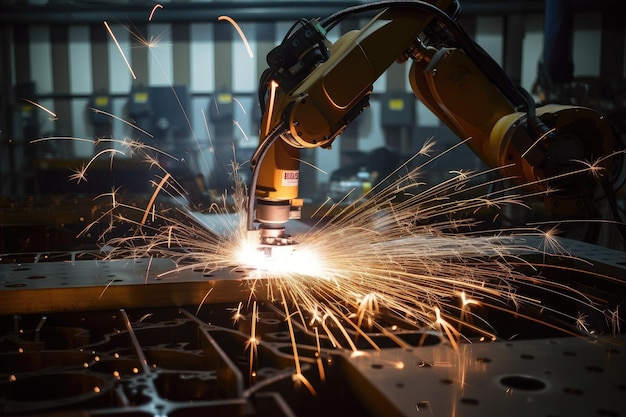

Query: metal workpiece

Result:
[0,237,625,416]
[0,306,263,416]
[2,234,625,315]
[341,334,626,417]
[0,302,624,417]
[0,253,250,315]
[0,301,422,416]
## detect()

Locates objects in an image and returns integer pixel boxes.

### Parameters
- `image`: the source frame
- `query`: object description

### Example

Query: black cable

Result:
[517,85,555,142]
[258,68,272,114]
[283,18,310,42]
[247,120,287,231]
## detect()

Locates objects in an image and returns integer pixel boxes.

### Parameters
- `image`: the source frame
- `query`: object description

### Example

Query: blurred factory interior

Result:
[1,0,626,252]
[1,1,626,416]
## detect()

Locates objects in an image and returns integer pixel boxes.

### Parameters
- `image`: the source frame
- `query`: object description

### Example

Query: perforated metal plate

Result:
[0,236,625,416]
[341,334,626,417]
[0,254,248,315]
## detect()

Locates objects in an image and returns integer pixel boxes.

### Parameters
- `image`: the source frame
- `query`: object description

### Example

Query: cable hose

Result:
[247,120,288,231]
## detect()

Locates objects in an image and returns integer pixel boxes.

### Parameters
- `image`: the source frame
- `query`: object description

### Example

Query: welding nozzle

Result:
[253,198,302,246]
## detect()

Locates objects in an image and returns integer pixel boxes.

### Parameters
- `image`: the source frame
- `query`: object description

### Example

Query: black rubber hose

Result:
[247,120,287,231]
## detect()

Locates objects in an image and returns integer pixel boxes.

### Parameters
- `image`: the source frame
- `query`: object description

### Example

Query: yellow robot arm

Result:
[249,0,623,246]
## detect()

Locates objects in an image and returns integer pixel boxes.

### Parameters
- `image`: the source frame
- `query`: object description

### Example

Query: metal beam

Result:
[1,1,623,25]
[0,2,362,24]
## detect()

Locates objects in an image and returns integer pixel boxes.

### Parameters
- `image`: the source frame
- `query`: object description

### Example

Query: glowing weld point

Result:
[218,16,254,58]
[236,238,330,280]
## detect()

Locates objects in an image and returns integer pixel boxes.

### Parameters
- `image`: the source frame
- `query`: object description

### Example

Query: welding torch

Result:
[247,0,462,249]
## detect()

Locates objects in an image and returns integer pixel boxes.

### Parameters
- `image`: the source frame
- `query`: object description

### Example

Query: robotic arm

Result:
[248,0,622,248]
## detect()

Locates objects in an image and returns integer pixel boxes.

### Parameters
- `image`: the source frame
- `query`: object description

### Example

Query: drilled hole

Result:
[563,387,583,396]
[415,401,429,411]
[500,375,546,391]
[460,397,479,405]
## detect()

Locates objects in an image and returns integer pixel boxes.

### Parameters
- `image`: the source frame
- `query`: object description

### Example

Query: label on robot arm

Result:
[281,170,299,186]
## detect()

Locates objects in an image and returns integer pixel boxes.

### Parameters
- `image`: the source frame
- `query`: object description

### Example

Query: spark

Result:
[229,302,244,324]
[264,80,279,136]
[136,313,153,323]
[121,23,208,179]
[144,255,153,284]
[232,97,247,114]
[140,173,170,225]
[148,4,163,21]
[69,163,89,184]
[314,327,326,382]
[435,307,460,351]
[575,312,591,334]
[521,127,556,158]
[233,120,250,141]
[88,108,154,138]
[195,287,214,316]
[245,301,260,384]
[98,279,117,300]
[68,148,126,183]
[571,157,606,180]
[610,305,621,335]
[31,136,98,148]
[104,21,137,80]
[280,287,317,396]
[218,15,254,58]
[21,98,56,119]
[295,158,328,175]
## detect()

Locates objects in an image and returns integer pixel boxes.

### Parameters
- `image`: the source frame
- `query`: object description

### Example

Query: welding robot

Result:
[247,0,625,250]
